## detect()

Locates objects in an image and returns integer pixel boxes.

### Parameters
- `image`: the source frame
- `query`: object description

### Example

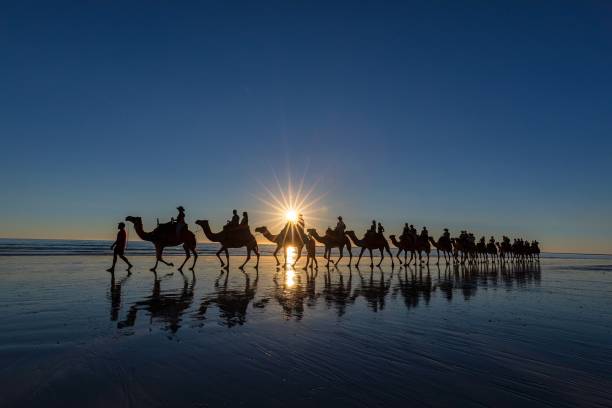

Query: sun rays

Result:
[252,170,327,233]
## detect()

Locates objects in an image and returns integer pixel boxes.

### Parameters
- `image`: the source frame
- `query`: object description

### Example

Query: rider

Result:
[230,209,240,227]
[442,228,451,242]
[420,226,429,241]
[369,220,377,234]
[335,216,346,236]
[403,223,410,238]
[489,236,496,245]
[176,206,186,238]
[377,222,384,234]
[409,224,417,236]
[240,211,249,226]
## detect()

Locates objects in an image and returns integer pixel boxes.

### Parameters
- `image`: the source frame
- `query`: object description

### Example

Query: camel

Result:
[389,234,430,265]
[255,225,305,266]
[307,228,352,267]
[345,230,394,268]
[428,236,453,265]
[125,216,198,272]
[195,220,260,269]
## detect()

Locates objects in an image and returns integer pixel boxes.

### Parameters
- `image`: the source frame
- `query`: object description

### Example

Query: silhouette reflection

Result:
[322,268,354,316]
[106,260,542,329]
[117,272,195,334]
[194,270,259,327]
[108,271,131,321]
[351,267,394,312]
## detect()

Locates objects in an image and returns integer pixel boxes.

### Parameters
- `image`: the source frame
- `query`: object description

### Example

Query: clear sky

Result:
[1,1,611,253]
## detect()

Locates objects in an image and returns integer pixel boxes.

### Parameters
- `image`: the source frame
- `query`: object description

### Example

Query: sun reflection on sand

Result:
[285,246,297,287]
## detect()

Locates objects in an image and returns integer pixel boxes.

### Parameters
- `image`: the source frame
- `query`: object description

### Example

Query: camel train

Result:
[123,209,540,272]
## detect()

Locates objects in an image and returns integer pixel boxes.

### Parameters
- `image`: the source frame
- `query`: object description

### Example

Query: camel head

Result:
[306,228,316,234]
[125,216,142,225]
[195,220,208,228]
[254,226,267,234]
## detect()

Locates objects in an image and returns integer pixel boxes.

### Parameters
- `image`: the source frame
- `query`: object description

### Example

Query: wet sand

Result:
[1,255,611,407]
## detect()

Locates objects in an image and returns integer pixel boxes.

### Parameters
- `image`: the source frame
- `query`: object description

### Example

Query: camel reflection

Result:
[436,262,541,302]
[351,267,394,312]
[322,268,354,316]
[393,266,434,309]
[194,270,259,327]
[269,265,316,320]
[117,273,195,334]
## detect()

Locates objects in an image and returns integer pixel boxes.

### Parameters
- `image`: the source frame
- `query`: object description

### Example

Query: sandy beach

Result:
[1,253,611,407]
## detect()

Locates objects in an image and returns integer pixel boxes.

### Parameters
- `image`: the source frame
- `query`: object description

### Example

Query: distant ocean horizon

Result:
[0,238,610,259]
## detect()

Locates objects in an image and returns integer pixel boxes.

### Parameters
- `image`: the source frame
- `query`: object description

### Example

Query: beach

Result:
[1,246,611,407]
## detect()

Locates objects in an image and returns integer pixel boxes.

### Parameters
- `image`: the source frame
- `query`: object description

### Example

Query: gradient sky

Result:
[1,1,612,253]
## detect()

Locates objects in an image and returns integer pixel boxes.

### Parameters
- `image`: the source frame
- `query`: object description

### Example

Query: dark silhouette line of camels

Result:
[122,212,540,271]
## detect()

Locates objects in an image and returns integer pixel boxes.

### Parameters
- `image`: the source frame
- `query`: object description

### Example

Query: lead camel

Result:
[125,216,198,272]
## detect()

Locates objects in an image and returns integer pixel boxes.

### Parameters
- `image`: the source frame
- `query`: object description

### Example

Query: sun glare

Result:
[253,170,327,233]
[285,209,298,223]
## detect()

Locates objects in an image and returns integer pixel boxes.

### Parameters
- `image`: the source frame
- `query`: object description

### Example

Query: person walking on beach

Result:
[107,222,132,272]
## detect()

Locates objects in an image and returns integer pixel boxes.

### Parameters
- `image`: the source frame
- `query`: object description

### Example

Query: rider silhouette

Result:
[369,220,376,233]
[176,206,186,238]
[377,222,384,234]
[335,216,345,236]
[230,209,239,226]
[402,223,410,237]
[420,226,428,240]
[240,211,249,226]
[442,228,450,242]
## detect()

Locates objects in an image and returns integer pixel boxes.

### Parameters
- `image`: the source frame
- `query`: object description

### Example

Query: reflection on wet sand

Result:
[108,261,542,332]
[117,272,195,333]
[194,270,259,327]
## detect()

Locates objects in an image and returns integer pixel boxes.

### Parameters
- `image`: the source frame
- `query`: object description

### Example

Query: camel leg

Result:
[178,245,191,272]
[377,248,384,267]
[224,248,230,269]
[396,248,403,265]
[387,247,394,267]
[335,247,344,267]
[240,248,251,269]
[347,244,353,267]
[369,249,374,268]
[426,251,430,265]
[272,246,281,266]
[293,247,303,267]
[356,248,365,267]
[216,248,225,267]
[190,247,198,270]
[254,246,260,269]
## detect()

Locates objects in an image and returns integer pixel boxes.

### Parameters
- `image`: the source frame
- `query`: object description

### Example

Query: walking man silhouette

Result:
[107,222,132,272]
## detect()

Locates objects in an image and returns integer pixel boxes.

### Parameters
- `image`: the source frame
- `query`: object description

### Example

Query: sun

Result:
[252,170,327,233]
[285,209,298,223]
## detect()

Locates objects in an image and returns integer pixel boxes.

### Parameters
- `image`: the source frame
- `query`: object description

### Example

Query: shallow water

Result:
[1,255,611,407]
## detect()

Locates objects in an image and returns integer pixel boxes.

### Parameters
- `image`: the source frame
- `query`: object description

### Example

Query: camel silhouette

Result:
[255,225,305,266]
[428,236,453,265]
[125,216,198,272]
[306,228,352,267]
[389,234,430,265]
[195,220,260,269]
[345,230,394,268]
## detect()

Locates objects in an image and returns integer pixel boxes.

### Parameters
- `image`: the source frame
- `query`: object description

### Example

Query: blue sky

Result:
[1,1,611,252]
